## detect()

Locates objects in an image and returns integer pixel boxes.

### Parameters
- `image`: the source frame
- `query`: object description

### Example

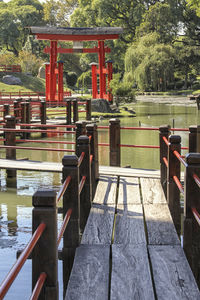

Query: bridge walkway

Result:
[65,174,200,300]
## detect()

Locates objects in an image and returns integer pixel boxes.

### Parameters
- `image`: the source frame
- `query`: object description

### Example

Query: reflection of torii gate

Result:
[29,27,123,103]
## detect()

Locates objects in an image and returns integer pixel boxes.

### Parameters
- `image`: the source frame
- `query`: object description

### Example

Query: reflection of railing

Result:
[0,132,98,299]
[159,125,200,285]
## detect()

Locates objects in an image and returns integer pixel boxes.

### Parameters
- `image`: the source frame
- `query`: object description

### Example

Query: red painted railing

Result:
[0,64,21,73]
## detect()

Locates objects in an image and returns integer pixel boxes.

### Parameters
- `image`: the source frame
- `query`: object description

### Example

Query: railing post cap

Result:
[86,123,97,130]
[62,155,78,166]
[109,118,120,124]
[189,125,197,132]
[185,153,200,164]
[169,135,181,143]
[159,125,171,132]
[33,189,57,207]
[77,135,89,144]
[5,115,15,121]
[76,121,86,126]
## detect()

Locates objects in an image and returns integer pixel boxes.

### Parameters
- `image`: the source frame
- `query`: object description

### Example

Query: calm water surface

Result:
[0,100,199,299]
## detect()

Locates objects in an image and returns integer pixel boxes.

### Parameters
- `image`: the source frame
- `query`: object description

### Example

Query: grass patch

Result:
[0,72,46,93]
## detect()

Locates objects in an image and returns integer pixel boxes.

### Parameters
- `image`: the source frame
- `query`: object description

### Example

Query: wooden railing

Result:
[0,130,98,299]
[159,125,200,286]
[0,64,21,73]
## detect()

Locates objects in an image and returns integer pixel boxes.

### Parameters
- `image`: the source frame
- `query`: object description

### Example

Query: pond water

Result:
[0,98,199,299]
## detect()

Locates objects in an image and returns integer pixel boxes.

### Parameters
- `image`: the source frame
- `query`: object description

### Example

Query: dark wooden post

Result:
[86,99,91,121]
[3,104,9,121]
[159,125,171,197]
[76,135,92,231]
[25,101,31,139]
[189,125,197,153]
[72,99,78,123]
[32,189,58,300]
[86,123,99,198]
[40,100,47,138]
[66,100,72,127]
[62,155,80,296]
[76,121,86,142]
[5,116,16,179]
[167,135,181,236]
[109,118,120,167]
[21,102,26,139]
[183,153,200,285]
[14,101,20,124]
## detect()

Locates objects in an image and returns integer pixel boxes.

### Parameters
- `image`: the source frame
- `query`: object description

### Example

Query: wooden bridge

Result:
[65,174,199,300]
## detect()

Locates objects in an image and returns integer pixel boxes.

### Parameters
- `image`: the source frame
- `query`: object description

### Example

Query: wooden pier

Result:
[65,174,199,299]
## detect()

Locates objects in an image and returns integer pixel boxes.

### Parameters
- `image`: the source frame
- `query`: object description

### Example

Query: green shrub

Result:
[110,74,135,98]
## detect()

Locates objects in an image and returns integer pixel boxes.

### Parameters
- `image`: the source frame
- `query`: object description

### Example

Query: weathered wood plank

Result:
[111,244,155,300]
[81,203,115,245]
[144,204,180,245]
[65,245,110,300]
[99,166,161,178]
[140,178,166,204]
[149,245,200,299]
[93,175,117,205]
[118,177,141,205]
[114,204,146,245]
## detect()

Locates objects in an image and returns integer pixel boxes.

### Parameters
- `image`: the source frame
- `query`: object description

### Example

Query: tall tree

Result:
[0,0,45,56]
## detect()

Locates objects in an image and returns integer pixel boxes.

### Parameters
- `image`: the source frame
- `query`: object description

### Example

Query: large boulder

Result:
[91,99,113,113]
[2,75,22,85]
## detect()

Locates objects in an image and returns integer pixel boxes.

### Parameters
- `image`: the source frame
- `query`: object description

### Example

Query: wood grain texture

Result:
[149,245,200,300]
[81,203,115,245]
[140,178,166,204]
[118,177,141,205]
[93,175,117,205]
[65,245,110,300]
[144,204,180,245]
[114,204,146,245]
[111,244,155,300]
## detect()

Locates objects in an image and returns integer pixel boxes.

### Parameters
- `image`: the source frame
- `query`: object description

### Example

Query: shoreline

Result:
[135,95,197,106]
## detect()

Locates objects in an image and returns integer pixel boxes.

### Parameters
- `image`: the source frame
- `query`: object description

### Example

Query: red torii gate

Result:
[29,27,123,103]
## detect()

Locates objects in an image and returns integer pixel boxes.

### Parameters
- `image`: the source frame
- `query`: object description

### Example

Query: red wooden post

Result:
[167,135,181,236]
[183,153,200,284]
[98,41,106,99]
[45,63,50,101]
[107,60,113,103]
[57,61,64,102]
[76,135,92,231]
[109,118,120,167]
[49,41,58,104]
[189,125,197,153]
[62,155,80,296]
[159,125,171,198]
[32,189,58,300]
[90,63,98,99]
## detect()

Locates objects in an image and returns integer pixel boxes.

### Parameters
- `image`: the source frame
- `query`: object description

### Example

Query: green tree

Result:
[186,0,200,17]
[125,33,175,91]
[0,0,45,56]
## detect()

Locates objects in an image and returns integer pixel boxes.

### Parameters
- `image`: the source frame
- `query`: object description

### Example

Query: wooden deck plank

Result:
[93,175,117,205]
[140,178,166,204]
[81,204,115,245]
[149,245,200,299]
[114,204,146,245]
[144,204,180,245]
[65,245,110,300]
[118,177,141,205]
[110,244,155,300]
